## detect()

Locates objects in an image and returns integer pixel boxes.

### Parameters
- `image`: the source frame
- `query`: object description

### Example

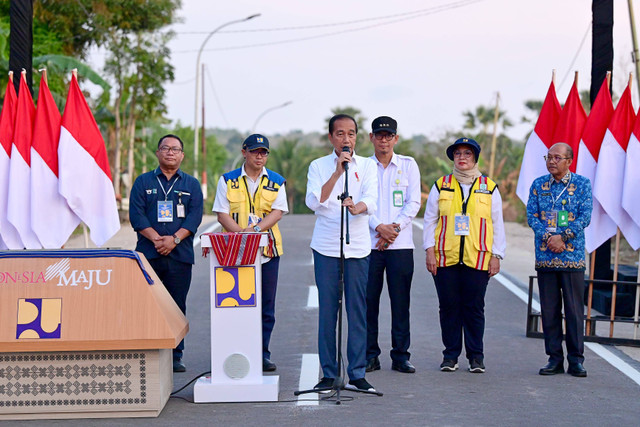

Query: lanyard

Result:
[156,175,180,201]
[550,174,571,210]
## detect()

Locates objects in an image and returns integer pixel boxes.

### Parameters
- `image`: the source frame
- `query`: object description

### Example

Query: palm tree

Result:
[267,139,324,213]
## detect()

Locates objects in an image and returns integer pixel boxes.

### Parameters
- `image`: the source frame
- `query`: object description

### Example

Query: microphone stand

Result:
[295,155,383,404]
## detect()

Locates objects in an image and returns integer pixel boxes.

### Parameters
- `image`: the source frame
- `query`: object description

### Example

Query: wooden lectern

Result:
[194,232,279,402]
[0,250,188,420]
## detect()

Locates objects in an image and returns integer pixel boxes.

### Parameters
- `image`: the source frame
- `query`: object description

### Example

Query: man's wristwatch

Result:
[253,225,262,232]
[492,254,503,260]
[173,234,181,245]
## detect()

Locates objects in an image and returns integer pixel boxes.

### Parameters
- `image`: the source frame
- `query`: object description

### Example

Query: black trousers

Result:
[537,270,585,365]
[148,257,192,361]
[366,249,414,363]
[433,264,489,362]
[261,256,280,360]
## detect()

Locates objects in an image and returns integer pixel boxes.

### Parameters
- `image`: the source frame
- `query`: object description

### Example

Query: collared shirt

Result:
[526,172,592,271]
[306,151,378,258]
[422,179,506,258]
[212,165,289,214]
[368,153,421,250]
[130,167,203,264]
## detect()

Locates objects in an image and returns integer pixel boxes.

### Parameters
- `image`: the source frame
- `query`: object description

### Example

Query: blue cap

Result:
[446,137,481,161]
[242,134,270,151]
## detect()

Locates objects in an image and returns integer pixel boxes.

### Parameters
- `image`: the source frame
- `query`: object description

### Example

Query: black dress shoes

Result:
[263,358,277,372]
[539,361,564,375]
[391,360,416,374]
[567,363,587,377]
[365,356,381,372]
[173,359,186,373]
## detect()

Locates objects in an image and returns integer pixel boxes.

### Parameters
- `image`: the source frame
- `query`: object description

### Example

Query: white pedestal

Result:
[194,233,279,403]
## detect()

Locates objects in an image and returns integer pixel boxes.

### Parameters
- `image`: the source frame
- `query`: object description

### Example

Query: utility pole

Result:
[488,92,500,178]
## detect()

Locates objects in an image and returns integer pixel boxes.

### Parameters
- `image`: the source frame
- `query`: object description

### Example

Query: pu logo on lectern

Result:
[214,266,256,308]
[16,298,62,339]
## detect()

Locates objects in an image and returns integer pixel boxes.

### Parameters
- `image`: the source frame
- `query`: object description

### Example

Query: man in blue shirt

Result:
[130,134,203,372]
[527,142,592,378]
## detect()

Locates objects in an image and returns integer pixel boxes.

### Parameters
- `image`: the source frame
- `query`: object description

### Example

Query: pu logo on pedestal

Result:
[16,298,62,339]
[214,266,256,307]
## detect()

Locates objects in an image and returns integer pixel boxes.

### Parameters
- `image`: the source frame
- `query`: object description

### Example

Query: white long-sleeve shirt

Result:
[422,181,506,258]
[368,153,421,250]
[306,151,378,258]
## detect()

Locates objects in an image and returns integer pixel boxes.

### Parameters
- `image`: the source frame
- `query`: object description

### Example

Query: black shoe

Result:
[262,358,277,372]
[567,363,587,377]
[366,356,381,372]
[173,359,186,373]
[539,361,564,375]
[313,377,334,393]
[345,378,376,392]
[468,359,485,373]
[440,359,459,372]
[391,360,416,373]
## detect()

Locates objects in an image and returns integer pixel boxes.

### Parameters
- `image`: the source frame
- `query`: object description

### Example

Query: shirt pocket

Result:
[438,190,454,214]
[260,187,278,209]
[474,193,492,218]
[228,190,245,212]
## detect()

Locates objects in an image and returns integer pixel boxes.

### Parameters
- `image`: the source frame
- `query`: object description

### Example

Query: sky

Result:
[97,0,640,141]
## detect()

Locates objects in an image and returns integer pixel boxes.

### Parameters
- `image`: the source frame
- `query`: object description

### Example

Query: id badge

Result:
[393,190,403,207]
[558,210,568,227]
[545,210,557,232]
[177,203,185,218]
[248,213,261,227]
[157,200,174,222]
[454,213,470,236]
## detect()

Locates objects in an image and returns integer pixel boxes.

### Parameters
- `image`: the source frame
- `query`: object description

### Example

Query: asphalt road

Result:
[8,214,640,426]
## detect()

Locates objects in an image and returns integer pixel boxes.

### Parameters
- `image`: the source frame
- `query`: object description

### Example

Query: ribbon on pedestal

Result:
[201,232,262,266]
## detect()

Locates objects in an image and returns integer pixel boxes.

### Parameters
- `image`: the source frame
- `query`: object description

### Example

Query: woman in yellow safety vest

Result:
[422,137,506,374]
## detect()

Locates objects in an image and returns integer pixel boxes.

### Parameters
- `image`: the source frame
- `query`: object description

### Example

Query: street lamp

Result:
[193,13,260,178]
[231,100,293,169]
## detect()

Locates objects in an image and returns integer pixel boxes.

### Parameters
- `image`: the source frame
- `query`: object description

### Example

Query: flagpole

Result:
[627,0,640,99]
[634,251,640,339]
[610,229,621,337]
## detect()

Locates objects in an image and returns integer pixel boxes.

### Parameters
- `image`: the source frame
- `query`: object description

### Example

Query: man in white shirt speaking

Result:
[364,116,421,374]
[306,114,378,393]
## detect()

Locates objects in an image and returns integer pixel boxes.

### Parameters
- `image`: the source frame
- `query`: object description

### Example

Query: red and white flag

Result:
[30,72,80,248]
[58,72,120,246]
[0,73,22,249]
[7,71,41,249]
[551,80,587,172]
[593,84,640,250]
[516,79,561,205]
[622,110,640,228]
[575,77,616,252]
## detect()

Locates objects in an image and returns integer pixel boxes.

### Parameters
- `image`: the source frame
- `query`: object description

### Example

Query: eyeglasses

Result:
[453,150,474,158]
[249,149,269,157]
[158,146,183,154]
[544,155,570,163]
[373,132,396,141]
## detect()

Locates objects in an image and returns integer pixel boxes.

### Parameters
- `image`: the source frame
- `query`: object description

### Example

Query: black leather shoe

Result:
[391,360,416,373]
[365,356,381,372]
[539,361,564,375]
[263,358,277,372]
[567,363,587,377]
[173,359,186,373]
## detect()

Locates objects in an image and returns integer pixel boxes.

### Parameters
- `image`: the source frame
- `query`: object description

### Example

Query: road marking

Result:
[297,353,320,406]
[307,286,319,308]
[412,219,423,230]
[493,273,540,312]
[496,273,640,388]
[193,222,221,248]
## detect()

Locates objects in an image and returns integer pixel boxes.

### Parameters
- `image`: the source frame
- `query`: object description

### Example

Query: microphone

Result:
[342,146,350,172]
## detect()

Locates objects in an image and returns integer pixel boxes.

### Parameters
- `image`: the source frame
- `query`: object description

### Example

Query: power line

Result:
[204,64,230,128]
[173,0,484,54]
[558,22,592,92]
[176,1,479,34]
